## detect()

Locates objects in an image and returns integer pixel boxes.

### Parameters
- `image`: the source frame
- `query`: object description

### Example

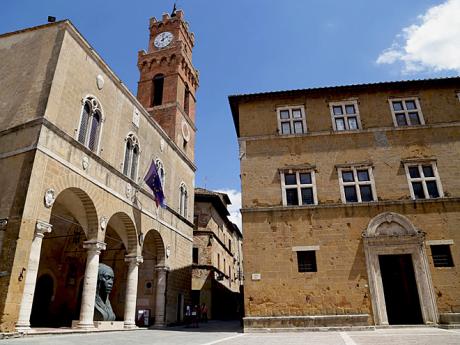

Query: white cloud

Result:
[216,188,242,232]
[377,0,460,74]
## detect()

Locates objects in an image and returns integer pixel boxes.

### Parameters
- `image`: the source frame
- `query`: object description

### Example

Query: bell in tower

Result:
[137,9,199,162]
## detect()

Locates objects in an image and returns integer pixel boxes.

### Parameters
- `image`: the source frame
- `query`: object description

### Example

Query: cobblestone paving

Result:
[2,322,459,345]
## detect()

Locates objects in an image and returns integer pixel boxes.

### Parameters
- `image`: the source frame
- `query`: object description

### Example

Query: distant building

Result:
[229,77,460,330]
[192,188,243,320]
[0,9,198,332]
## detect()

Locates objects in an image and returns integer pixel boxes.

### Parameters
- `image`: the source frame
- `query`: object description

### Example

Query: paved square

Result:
[2,322,460,345]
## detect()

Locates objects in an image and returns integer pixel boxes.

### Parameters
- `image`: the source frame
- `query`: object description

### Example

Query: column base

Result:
[72,320,96,329]
[15,325,31,333]
[124,322,138,329]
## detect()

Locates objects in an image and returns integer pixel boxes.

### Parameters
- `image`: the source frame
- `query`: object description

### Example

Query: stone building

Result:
[0,9,198,332]
[229,77,460,330]
[192,188,243,320]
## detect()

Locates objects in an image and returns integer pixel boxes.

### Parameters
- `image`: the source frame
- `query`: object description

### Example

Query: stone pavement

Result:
[1,321,460,345]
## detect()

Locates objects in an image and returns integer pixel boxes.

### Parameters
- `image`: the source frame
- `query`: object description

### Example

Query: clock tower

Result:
[137,9,198,161]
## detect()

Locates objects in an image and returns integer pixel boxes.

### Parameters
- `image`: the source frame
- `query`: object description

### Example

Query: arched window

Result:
[123,134,140,181]
[155,158,165,187]
[179,182,188,218]
[183,83,190,115]
[77,97,103,152]
[152,74,164,106]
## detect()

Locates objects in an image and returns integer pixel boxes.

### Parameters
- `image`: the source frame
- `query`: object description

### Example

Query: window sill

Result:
[245,121,460,141]
[243,197,460,213]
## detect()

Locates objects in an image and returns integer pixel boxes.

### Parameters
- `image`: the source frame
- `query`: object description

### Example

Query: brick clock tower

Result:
[137,9,198,161]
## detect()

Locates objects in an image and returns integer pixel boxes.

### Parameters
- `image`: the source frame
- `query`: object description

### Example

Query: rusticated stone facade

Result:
[192,188,243,320]
[0,9,198,333]
[229,78,460,330]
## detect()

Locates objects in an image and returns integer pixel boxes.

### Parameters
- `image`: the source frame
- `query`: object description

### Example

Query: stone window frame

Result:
[279,168,318,206]
[76,95,105,154]
[276,105,307,135]
[179,182,188,218]
[122,133,140,181]
[403,160,444,200]
[430,244,455,268]
[292,246,319,273]
[337,164,377,204]
[329,99,362,132]
[388,97,425,127]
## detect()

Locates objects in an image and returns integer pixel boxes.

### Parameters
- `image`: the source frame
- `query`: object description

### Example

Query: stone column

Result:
[123,255,143,328]
[153,265,169,327]
[76,240,106,329]
[16,220,52,331]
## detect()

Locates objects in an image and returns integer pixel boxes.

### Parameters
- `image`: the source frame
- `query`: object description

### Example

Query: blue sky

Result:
[2,0,459,227]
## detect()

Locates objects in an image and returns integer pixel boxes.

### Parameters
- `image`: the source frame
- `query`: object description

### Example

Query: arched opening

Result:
[136,230,166,326]
[363,212,438,325]
[30,188,97,328]
[183,83,190,115]
[99,212,137,321]
[152,74,164,106]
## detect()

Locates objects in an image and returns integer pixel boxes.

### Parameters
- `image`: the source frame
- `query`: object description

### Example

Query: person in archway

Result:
[94,263,116,321]
[200,303,208,323]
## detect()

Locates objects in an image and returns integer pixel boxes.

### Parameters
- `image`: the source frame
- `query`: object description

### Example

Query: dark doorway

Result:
[30,274,54,327]
[379,254,423,325]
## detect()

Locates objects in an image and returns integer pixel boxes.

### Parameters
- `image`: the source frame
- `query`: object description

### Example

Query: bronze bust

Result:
[94,263,116,321]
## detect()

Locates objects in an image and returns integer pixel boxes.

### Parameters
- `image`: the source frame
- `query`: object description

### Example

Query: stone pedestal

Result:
[16,220,52,332]
[76,240,106,329]
[123,255,143,328]
[153,266,169,327]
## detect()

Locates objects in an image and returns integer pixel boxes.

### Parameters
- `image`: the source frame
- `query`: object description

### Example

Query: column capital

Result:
[0,218,7,231]
[35,220,52,238]
[83,240,106,253]
[155,265,170,272]
[125,255,143,265]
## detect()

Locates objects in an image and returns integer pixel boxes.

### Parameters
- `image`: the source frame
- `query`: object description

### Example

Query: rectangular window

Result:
[192,248,198,264]
[297,251,317,272]
[338,166,376,203]
[281,170,317,206]
[329,100,361,131]
[277,106,307,135]
[431,245,454,267]
[389,98,425,127]
[404,162,443,200]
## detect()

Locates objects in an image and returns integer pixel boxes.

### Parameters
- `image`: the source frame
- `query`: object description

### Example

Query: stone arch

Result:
[46,172,103,239]
[143,229,166,266]
[365,212,419,238]
[105,212,138,255]
[51,187,99,240]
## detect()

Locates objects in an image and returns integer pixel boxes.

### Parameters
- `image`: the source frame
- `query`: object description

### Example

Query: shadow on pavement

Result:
[151,320,243,333]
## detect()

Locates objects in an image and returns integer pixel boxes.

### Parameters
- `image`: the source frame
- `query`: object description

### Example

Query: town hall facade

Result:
[0,10,198,332]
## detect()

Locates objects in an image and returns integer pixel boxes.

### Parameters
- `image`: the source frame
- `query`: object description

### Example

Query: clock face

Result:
[154,32,173,48]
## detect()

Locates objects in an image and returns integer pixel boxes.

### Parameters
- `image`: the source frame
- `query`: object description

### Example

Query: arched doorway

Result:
[137,230,166,326]
[30,187,97,328]
[363,212,438,325]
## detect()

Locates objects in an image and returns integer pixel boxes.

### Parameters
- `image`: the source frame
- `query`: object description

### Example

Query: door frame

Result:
[363,212,438,325]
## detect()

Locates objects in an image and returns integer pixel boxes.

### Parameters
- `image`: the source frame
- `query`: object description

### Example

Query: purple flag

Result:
[144,160,166,208]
